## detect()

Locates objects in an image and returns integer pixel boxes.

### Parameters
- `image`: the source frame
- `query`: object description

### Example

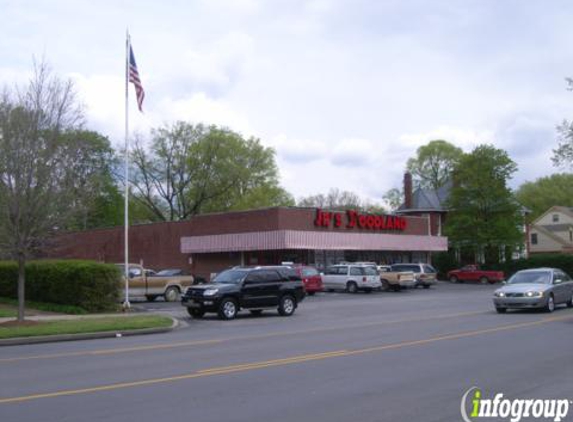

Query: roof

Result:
[397,181,452,213]
[531,206,573,225]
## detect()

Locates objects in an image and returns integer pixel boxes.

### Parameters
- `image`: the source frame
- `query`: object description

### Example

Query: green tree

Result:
[552,78,573,168]
[515,173,573,221]
[406,140,463,191]
[382,188,404,211]
[62,130,122,230]
[445,145,523,264]
[0,62,106,321]
[129,122,293,220]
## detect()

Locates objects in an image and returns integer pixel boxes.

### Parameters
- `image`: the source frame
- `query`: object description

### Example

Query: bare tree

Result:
[298,188,384,212]
[0,61,93,321]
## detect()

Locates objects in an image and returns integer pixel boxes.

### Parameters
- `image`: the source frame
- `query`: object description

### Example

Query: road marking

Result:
[0,310,489,363]
[1,313,571,405]
[0,339,224,363]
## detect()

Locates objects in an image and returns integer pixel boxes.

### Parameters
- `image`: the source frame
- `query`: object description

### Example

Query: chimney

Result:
[404,172,413,210]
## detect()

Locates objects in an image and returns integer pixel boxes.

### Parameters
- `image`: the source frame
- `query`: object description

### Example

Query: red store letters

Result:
[314,209,407,231]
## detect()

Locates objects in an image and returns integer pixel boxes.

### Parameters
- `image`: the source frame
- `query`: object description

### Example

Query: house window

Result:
[531,233,538,245]
[553,214,559,223]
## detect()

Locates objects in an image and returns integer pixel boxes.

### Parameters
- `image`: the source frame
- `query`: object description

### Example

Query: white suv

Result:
[322,264,382,293]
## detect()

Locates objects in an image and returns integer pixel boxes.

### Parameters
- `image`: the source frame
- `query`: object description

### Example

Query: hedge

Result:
[489,254,573,279]
[0,260,121,312]
[431,252,573,280]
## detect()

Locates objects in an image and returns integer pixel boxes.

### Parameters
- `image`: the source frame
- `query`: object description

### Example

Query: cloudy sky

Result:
[2,0,572,204]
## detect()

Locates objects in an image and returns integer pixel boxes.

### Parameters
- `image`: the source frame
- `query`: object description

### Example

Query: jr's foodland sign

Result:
[314,208,407,231]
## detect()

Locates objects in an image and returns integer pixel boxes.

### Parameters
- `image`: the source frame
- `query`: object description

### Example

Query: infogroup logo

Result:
[461,387,571,422]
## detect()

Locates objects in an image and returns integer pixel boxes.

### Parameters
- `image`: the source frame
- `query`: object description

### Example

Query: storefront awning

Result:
[181,230,448,253]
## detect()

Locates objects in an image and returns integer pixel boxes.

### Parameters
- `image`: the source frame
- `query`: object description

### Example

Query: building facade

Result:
[529,206,573,255]
[51,206,448,279]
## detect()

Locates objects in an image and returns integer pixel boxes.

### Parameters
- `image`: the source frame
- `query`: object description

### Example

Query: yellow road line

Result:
[1,313,571,405]
[0,339,224,363]
[0,310,488,363]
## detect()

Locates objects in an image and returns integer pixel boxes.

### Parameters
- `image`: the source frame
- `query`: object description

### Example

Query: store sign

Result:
[314,208,407,231]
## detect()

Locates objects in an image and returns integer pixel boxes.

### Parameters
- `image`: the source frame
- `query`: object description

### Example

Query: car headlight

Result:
[495,292,505,297]
[525,291,542,298]
[203,288,219,297]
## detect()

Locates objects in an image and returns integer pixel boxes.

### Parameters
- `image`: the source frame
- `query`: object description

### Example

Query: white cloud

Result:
[398,126,495,151]
[155,93,252,135]
[2,0,573,206]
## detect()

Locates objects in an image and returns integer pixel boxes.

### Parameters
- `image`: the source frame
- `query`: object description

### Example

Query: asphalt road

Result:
[1,282,572,422]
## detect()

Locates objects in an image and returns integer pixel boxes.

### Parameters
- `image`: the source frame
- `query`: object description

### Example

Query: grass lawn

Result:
[0,315,174,339]
[0,297,88,315]
[0,308,16,318]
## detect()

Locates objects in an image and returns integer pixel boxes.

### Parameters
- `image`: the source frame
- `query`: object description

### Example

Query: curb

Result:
[0,317,179,347]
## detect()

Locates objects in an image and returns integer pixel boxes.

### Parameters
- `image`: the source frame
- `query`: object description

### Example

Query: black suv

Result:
[181,266,306,320]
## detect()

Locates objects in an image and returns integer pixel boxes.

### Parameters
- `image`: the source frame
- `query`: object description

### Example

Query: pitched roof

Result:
[397,181,452,212]
[531,206,573,225]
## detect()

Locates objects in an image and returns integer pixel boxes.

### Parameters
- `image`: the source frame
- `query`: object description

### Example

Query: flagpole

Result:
[123,30,131,310]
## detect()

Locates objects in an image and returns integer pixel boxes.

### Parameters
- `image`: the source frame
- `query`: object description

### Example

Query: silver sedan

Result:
[493,268,573,313]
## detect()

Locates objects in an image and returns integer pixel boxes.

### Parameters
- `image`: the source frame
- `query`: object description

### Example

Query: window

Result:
[245,271,265,284]
[531,233,538,245]
[553,214,559,223]
[350,267,363,276]
[260,270,281,282]
[423,265,437,274]
[302,268,319,277]
[326,266,346,275]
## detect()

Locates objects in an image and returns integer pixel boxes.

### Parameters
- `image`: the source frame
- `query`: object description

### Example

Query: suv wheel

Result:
[278,295,296,316]
[346,281,358,293]
[218,298,238,320]
[187,308,204,318]
[567,293,573,308]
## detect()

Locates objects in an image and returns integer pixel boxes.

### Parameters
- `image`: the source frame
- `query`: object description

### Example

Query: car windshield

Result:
[508,271,551,285]
[156,269,182,276]
[212,269,249,284]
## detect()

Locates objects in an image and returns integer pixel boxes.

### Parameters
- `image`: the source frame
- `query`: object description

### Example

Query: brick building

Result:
[51,206,448,279]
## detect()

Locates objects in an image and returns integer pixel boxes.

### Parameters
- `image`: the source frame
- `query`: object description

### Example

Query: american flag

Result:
[129,45,145,112]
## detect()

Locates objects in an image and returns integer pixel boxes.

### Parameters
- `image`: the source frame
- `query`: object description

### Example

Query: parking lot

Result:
[1,281,572,422]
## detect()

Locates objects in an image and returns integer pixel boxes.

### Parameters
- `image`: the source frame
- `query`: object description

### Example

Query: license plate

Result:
[188,302,201,308]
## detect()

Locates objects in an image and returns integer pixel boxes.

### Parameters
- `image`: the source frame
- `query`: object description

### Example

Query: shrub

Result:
[490,254,573,279]
[431,251,459,279]
[0,260,120,312]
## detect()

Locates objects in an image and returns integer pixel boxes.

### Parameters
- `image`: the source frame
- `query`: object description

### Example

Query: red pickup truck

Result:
[447,265,504,284]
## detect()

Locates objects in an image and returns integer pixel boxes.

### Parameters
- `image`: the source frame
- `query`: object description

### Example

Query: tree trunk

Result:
[17,253,26,322]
